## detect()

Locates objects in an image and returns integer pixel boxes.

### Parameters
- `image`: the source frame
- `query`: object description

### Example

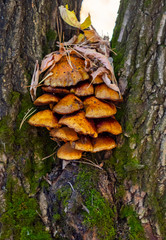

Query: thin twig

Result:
[39,72,53,85]
[19,108,36,130]
[41,148,58,160]
[73,160,103,170]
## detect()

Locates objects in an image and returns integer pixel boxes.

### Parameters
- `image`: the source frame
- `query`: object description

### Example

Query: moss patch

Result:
[0,91,56,237]
[75,165,116,240]
[120,206,146,240]
[1,178,51,240]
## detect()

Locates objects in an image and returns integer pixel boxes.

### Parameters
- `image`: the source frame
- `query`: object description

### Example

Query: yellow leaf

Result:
[80,14,91,30]
[59,5,81,29]
[75,33,85,44]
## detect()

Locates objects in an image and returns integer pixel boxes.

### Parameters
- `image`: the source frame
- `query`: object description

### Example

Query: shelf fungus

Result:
[27,5,123,165]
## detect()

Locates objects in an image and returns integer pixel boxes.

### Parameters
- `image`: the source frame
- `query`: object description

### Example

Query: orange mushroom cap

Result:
[59,111,98,138]
[50,127,79,142]
[95,83,123,101]
[44,55,89,87]
[57,142,82,160]
[96,118,122,135]
[92,135,116,152]
[33,93,60,106]
[28,109,59,128]
[71,136,93,152]
[92,75,103,84]
[53,94,83,114]
[83,96,117,118]
[70,82,94,96]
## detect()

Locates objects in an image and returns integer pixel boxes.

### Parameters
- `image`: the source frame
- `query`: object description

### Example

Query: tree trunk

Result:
[0,0,83,239]
[111,0,166,239]
[0,0,165,240]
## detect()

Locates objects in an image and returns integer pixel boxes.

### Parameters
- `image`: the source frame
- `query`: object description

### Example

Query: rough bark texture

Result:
[112,0,166,239]
[0,0,165,239]
[0,0,83,239]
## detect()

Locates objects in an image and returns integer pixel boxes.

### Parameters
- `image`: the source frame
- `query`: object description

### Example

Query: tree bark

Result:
[111,0,166,239]
[0,0,165,239]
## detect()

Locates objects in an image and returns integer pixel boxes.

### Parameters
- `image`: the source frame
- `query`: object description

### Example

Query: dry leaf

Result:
[83,29,101,43]
[102,73,120,93]
[80,14,91,30]
[59,5,81,29]
[75,33,85,44]
[63,35,78,45]
[40,52,55,73]
[74,46,115,78]
[91,67,108,80]
[85,58,93,71]
[30,60,40,101]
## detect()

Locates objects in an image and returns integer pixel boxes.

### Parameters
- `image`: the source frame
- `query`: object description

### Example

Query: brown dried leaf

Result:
[74,46,115,77]
[63,35,78,45]
[102,73,120,93]
[91,67,108,80]
[30,60,40,101]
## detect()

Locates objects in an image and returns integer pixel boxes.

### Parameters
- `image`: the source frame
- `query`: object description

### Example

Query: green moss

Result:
[43,28,57,56]
[120,206,146,240]
[1,178,51,240]
[84,189,116,240]
[56,186,72,207]
[0,116,15,152]
[149,195,166,237]
[144,0,151,8]
[75,165,116,240]
[46,29,57,42]
[0,91,56,237]
[9,91,21,105]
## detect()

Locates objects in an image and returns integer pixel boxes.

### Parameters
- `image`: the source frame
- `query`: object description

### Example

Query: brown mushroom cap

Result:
[28,109,59,128]
[95,83,123,101]
[44,55,89,87]
[50,127,79,142]
[93,76,103,84]
[34,93,60,106]
[71,136,93,152]
[57,142,82,160]
[42,86,70,95]
[59,111,98,138]
[53,94,83,114]
[70,82,94,96]
[83,96,117,118]
[97,118,122,135]
[92,136,116,152]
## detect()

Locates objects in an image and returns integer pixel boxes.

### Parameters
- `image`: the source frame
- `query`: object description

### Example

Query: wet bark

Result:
[0,0,165,239]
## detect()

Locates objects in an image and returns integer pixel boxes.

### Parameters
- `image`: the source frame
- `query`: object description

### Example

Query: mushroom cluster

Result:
[28,6,123,162]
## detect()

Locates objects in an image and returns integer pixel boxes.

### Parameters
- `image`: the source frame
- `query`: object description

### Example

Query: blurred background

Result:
[80,0,120,39]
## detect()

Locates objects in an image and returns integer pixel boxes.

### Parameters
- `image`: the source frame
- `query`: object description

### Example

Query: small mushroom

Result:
[83,96,117,118]
[96,118,122,135]
[34,93,60,106]
[95,83,123,101]
[57,142,82,160]
[50,127,79,142]
[70,82,94,96]
[53,94,83,114]
[44,55,89,87]
[71,136,93,152]
[92,135,116,152]
[28,109,59,128]
[59,111,98,138]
